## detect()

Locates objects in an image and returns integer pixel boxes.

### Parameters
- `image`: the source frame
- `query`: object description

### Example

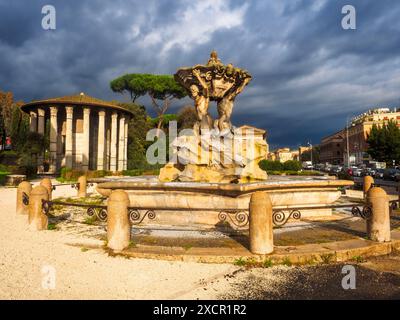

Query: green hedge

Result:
[266,170,323,176]
[259,160,303,172]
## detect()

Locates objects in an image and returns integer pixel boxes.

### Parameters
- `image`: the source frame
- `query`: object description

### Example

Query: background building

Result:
[319,130,345,165]
[320,108,400,165]
[21,93,133,174]
[268,148,299,162]
[345,108,400,165]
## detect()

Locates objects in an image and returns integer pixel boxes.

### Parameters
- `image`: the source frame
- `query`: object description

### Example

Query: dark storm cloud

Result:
[0,0,400,148]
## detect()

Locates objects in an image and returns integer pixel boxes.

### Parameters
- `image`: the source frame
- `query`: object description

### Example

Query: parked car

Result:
[352,167,363,177]
[374,169,385,179]
[383,168,399,181]
[329,165,342,175]
[361,167,374,176]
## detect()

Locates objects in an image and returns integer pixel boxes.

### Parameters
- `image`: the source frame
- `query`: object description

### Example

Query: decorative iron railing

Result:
[19,194,398,229]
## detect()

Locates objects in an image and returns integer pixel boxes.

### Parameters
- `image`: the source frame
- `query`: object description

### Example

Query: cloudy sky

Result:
[1,0,400,149]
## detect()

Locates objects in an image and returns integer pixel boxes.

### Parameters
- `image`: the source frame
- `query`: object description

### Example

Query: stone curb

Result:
[108,230,400,265]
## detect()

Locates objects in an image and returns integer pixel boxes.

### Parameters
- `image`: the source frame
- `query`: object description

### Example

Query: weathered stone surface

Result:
[77,175,87,198]
[249,192,273,254]
[367,187,391,242]
[107,190,130,251]
[28,186,48,231]
[16,181,32,215]
[159,125,268,183]
[40,178,52,200]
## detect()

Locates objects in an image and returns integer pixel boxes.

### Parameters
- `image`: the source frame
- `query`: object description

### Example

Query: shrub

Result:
[282,160,302,171]
[258,160,283,171]
[122,169,144,176]
[86,170,112,179]
[60,167,84,182]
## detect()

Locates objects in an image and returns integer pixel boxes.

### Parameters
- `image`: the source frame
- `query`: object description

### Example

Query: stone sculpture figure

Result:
[191,69,213,134]
[174,51,252,132]
[216,73,251,131]
[207,50,223,67]
[160,51,268,183]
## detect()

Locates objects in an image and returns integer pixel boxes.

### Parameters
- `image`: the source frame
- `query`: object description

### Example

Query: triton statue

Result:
[174,51,252,133]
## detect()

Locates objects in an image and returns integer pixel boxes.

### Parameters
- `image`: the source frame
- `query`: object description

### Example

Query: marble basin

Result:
[95,176,354,227]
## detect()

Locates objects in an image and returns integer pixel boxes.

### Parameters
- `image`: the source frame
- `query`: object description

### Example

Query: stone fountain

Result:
[96,52,353,226]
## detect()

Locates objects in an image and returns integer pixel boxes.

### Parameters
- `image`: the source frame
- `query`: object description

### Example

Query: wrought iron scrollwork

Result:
[390,201,398,211]
[22,192,29,206]
[351,205,372,219]
[71,183,80,190]
[87,207,108,221]
[42,200,52,215]
[128,209,156,225]
[218,210,249,228]
[272,209,301,227]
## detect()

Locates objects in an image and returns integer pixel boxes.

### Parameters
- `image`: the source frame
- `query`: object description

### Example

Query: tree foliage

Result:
[0,90,28,150]
[110,74,187,135]
[177,105,197,129]
[367,120,400,165]
[115,102,153,170]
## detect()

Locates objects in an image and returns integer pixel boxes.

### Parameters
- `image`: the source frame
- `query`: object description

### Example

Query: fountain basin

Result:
[95,176,353,227]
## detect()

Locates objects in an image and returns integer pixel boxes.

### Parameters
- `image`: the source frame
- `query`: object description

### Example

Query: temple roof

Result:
[20,93,134,116]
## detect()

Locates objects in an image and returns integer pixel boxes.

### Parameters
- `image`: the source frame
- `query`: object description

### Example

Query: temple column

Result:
[110,112,118,171]
[65,106,74,168]
[124,119,128,170]
[37,108,45,173]
[37,108,45,135]
[106,120,111,170]
[49,107,58,173]
[82,107,91,171]
[97,109,106,170]
[118,115,125,171]
[29,111,37,132]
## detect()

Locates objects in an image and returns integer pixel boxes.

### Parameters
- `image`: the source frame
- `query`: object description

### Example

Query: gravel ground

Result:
[0,185,237,300]
[1,182,400,300]
[183,261,400,300]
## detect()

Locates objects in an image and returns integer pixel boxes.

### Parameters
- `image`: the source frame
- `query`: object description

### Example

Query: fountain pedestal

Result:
[159,125,268,183]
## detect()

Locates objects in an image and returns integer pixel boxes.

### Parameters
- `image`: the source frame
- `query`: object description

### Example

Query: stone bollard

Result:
[366,187,391,242]
[77,175,87,198]
[107,190,130,251]
[28,186,49,231]
[363,175,374,199]
[40,178,53,200]
[16,181,32,215]
[398,181,400,208]
[249,191,274,254]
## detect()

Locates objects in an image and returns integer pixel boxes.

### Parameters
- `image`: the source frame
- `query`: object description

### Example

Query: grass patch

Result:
[83,216,97,225]
[263,258,273,268]
[351,255,365,263]
[81,247,89,252]
[54,196,105,205]
[233,257,247,267]
[128,240,137,248]
[47,223,57,231]
[282,257,292,266]
[320,253,335,264]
